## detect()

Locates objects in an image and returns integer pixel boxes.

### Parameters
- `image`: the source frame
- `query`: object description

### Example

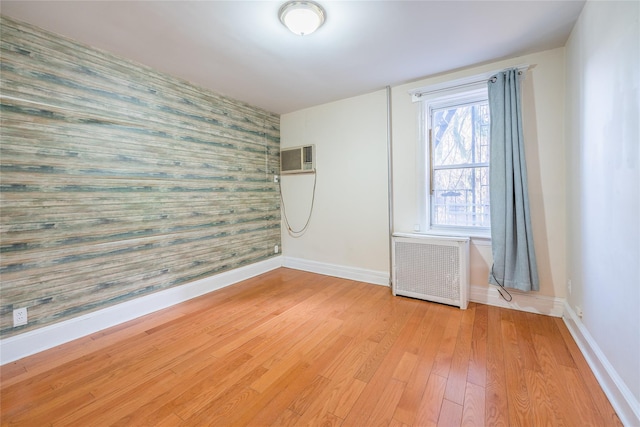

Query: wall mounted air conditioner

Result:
[280,145,315,174]
[392,233,470,309]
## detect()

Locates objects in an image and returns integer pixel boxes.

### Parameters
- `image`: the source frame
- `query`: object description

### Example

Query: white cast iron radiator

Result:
[392,233,470,309]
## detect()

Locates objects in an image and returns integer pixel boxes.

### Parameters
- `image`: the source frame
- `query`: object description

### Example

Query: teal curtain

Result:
[488,68,539,292]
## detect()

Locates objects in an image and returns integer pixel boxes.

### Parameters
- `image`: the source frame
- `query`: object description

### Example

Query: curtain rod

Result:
[410,64,529,101]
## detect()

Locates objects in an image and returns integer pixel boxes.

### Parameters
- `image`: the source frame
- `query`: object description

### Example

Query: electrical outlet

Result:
[274,175,279,183]
[567,279,572,295]
[274,245,279,254]
[575,306,583,318]
[13,307,27,327]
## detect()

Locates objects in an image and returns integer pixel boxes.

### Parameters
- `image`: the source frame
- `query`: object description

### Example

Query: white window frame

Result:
[413,78,492,238]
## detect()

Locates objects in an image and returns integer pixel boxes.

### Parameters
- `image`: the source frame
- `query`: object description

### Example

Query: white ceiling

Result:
[1,1,585,114]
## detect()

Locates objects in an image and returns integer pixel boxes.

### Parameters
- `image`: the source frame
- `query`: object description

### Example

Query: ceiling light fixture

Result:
[279,1,326,36]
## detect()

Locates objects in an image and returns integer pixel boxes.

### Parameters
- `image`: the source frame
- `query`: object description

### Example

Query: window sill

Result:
[393,230,492,245]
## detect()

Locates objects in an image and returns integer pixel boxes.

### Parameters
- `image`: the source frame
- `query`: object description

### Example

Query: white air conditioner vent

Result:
[280,145,315,174]
[392,233,470,309]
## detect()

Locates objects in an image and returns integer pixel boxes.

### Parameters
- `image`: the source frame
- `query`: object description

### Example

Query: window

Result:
[422,87,491,232]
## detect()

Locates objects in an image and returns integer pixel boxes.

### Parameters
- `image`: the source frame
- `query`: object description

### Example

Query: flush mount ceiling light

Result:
[279,1,326,36]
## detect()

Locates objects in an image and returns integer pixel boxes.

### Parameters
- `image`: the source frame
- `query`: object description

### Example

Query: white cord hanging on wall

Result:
[279,170,317,237]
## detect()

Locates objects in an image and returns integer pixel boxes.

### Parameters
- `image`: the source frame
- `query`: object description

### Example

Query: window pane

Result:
[432,102,489,166]
[431,167,490,227]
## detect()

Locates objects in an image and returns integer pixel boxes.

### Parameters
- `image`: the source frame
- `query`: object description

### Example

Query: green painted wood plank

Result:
[0,16,281,338]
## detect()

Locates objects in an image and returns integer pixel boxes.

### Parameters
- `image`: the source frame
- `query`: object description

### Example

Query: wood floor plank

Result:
[320,337,376,382]
[414,373,448,427]
[553,317,624,427]
[393,303,447,425]
[290,373,347,426]
[0,360,27,384]
[527,312,575,367]
[467,302,488,387]
[186,385,260,426]
[0,269,622,427]
[288,374,332,416]
[129,365,264,426]
[431,306,463,378]
[331,377,367,420]
[353,301,418,383]
[53,370,177,426]
[559,364,606,426]
[390,419,411,427]
[437,399,463,427]
[461,381,485,426]
[3,335,97,385]
[532,333,582,426]
[501,318,533,426]
[165,352,256,420]
[210,276,339,358]
[233,369,310,425]
[513,307,542,372]
[342,303,420,425]
[250,317,343,393]
[363,378,406,426]
[444,305,475,405]
[234,333,352,426]
[268,408,301,427]
[485,305,509,427]
[523,368,557,426]
[61,338,224,421]
[292,341,374,424]
[404,302,432,355]
[152,412,184,427]
[393,351,419,383]
[3,343,149,421]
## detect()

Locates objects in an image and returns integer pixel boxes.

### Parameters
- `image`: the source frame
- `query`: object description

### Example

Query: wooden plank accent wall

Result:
[0,16,281,338]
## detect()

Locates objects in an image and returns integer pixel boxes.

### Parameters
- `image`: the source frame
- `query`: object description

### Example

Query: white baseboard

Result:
[0,256,282,365]
[469,284,565,317]
[282,256,389,287]
[562,303,640,427]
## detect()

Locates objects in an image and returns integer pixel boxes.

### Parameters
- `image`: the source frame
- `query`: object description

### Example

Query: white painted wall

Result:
[280,90,390,279]
[281,49,567,300]
[391,48,567,298]
[565,0,640,412]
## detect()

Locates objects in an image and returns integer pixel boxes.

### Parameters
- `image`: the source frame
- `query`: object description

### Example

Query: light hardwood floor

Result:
[0,268,622,426]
